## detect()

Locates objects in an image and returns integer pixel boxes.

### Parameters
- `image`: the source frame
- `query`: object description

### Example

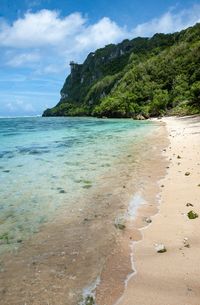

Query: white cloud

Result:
[132,4,200,37]
[5,100,35,113]
[0,10,127,51]
[0,9,127,74]
[0,10,85,48]
[0,5,200,74]
[1,5,200,115]
[23,102,35,112]
[6,102,16,112]
[7,52,40,67]
[75,17,127,49]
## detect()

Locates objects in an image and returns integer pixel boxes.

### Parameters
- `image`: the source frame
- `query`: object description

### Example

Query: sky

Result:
[0,0,200,116]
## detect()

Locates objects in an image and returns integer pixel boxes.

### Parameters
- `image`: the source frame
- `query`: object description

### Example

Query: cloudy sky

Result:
[0,0,200,116]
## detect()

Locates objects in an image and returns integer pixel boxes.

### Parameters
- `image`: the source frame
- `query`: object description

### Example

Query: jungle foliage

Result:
[43,23,200,118]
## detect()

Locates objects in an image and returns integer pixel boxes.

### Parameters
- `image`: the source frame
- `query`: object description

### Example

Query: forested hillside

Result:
[43,23,200,118]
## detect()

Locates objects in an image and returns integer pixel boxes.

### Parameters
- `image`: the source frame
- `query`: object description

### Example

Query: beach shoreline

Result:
[106,115,200,305]
[96,120,169,305]
[0,119,167,305]
[1,116,199,305]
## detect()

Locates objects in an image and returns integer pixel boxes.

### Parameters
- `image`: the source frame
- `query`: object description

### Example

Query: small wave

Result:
[2,133,20,137]
[79,276,100,305]
[17,146,50,155]
[0,151,14,159]
[127,193,146,219]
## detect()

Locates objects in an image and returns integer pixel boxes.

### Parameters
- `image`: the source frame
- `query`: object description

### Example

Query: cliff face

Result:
[43,23,200,117]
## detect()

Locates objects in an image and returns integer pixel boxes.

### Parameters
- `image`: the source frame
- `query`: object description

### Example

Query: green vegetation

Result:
[0,233,10,244]
[85,295,95,305]
[82,182,92,189]
[187,210,199,219]
[43,23,200,118]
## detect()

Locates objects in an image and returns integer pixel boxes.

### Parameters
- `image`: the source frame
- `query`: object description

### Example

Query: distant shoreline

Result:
[0,115,42,119]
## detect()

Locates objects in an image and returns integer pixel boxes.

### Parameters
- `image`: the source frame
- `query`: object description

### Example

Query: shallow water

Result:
[0,117,153,254]
[0,116,163,305]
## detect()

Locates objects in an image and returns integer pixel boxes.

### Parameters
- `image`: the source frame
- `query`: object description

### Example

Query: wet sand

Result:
[96,122,168,305]
[0,122,168,305]
[111,116,200,305]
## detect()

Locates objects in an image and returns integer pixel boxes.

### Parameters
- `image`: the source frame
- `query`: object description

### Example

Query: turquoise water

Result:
[0,117,153,253]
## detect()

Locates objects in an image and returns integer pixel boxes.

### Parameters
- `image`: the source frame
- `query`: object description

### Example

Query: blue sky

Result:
[0,0,200,116]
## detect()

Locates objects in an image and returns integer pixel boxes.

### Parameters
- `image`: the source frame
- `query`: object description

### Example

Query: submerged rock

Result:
[114,223,126,230]
[114,216,126,230]
[59,189,66,194]
[85,295,95,305]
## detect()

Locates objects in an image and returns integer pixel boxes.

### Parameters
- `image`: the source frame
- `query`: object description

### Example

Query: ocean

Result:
[0,116,156,305]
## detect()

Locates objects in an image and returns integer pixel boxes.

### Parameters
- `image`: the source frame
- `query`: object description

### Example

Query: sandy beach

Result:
[114,115,200,305]
[1,3,200,304]
[0,116,199,305]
